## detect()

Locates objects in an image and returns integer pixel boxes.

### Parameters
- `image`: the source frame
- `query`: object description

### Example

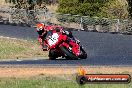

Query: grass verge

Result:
[0,75,131,88]
[0,37,48,59]
[0,67,132,88]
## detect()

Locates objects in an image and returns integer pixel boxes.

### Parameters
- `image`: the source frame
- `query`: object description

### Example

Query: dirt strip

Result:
[0,66,132,78]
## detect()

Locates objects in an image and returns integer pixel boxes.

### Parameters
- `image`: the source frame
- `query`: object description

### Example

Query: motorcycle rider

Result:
[36,23,78,51]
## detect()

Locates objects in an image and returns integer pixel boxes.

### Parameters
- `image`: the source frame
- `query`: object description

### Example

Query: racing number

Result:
[48,33,59,46]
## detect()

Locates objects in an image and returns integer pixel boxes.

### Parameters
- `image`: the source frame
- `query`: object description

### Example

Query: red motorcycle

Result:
[44,30,87,60]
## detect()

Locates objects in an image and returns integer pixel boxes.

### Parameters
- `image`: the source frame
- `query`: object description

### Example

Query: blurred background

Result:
[0,0,132,34]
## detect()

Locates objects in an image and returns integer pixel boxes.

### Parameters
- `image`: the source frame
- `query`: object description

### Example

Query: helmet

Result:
[36,23,45,31]
[36,23,45,35]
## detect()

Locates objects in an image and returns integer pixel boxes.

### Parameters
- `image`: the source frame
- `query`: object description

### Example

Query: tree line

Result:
[5,0,132,19]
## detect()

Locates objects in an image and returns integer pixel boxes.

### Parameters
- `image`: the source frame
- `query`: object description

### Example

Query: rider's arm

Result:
[38,36,42,45]
[38,36,48,51]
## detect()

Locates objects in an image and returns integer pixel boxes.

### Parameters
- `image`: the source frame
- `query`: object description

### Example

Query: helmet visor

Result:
[37,29,44,35]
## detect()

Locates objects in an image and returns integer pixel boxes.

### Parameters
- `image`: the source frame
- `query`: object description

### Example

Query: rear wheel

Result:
[79,46,87,59]
[60,46,78,60]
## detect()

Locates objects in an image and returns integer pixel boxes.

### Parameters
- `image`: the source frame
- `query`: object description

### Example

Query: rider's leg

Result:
[41,38,47,51]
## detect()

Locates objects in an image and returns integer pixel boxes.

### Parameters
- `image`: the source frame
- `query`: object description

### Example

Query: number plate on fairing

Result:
[48,33,59,46]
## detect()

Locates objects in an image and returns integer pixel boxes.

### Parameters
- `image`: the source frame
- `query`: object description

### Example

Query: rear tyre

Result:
[79,46,87,59]
[60,46,78,60]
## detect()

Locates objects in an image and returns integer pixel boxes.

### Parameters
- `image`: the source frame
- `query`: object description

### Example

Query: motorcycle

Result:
[44,29,87,60]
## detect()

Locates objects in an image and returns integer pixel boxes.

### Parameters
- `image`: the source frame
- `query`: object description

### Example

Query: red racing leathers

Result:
[37,25,76,51]
[38,25,63,51]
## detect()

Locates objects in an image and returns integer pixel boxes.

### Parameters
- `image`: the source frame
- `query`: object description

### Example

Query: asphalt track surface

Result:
[0,24,132,66]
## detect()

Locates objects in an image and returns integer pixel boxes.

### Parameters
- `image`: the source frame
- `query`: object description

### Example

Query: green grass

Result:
[0,37,48,59]
[0,76,131,88]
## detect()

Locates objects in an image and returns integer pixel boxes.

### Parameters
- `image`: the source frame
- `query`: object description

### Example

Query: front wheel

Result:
[60,46,78,60]
[49,57,56,60]
[48,50,56,60]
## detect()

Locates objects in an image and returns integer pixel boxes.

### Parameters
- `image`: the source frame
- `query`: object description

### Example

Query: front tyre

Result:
[48,50,56,60]
[49,57,56,60]
[60,46,78,60]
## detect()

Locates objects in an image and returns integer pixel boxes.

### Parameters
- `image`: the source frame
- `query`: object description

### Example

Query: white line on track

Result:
[16,60,23,61]
[0,36,28,41]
